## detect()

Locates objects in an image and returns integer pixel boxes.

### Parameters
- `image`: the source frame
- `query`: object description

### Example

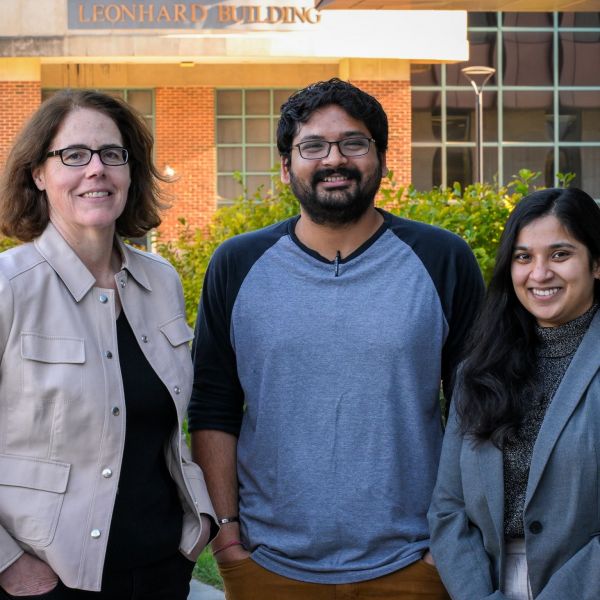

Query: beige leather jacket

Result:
[0,223,216,591]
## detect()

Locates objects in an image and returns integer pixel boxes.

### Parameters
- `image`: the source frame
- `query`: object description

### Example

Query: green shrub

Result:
[157,168,550,324]
[0,169,551,325]
[155,176,299,324]
[378,173,528,282]
[0,236,19,253]
[193,547,223,590]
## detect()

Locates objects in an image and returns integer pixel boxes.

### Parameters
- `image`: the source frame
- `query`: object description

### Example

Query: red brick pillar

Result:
[349,80,411,187]
[0,81,41,169]
[155,87,216,239]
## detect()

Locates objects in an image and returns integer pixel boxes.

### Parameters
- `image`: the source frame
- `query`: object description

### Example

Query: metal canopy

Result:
[316,0,599,11]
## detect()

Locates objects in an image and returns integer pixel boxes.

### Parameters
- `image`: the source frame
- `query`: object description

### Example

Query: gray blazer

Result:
[428,311,600,600]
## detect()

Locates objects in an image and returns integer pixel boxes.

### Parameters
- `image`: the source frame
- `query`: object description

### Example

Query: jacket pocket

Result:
[159,316,194,347]
[0,454,70,547]
[21,333,85,401]
[159,316,194,408]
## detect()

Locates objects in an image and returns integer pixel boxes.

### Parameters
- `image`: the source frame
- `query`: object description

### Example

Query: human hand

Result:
[422,550,436,566]
[213,542,251,565]
[0,553,58,596]
[211,523,250,564]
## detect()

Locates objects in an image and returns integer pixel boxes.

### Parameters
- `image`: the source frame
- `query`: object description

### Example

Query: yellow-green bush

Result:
[155,177,300,324]
[1,168,556,326]
[0,236,19,253]
[156,169,550,324]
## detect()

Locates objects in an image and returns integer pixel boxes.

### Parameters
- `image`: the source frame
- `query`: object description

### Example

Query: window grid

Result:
[216,88,295,206]
[411,12,600,198]
[41,88,155,133]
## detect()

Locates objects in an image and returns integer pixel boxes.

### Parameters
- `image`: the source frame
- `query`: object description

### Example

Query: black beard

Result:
[289,164,382,227]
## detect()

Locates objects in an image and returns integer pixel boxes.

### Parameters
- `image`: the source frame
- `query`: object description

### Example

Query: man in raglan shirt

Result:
[189,78,483,599]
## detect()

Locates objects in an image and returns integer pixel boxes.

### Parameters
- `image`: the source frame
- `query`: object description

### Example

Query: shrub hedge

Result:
[156,168,550,324]
[0,168,554,325]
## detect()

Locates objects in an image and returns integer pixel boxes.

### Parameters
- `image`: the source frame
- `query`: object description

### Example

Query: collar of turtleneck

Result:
[536,303,599,359]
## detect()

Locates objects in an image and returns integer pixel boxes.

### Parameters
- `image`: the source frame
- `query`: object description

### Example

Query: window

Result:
[411,12,600,198]
[216,88,295,205]
[42,89,154,133]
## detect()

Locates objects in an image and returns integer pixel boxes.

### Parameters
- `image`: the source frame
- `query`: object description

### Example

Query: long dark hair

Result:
[457,187,600,446]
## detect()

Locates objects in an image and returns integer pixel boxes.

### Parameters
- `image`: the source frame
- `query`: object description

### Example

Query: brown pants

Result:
[218,557,450,600]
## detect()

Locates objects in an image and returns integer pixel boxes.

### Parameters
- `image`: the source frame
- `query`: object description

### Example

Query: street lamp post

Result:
[461,66,495,184]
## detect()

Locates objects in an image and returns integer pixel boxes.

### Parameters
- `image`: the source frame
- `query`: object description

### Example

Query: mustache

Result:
[311,168,361,186]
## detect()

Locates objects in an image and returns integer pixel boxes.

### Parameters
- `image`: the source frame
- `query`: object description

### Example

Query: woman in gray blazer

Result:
[428,187,600,600]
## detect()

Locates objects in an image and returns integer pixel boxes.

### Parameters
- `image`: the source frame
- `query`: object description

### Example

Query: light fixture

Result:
[461,66,495,184]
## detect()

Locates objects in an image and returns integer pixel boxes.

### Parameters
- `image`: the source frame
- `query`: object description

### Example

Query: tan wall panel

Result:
[340,59,410,81]
[319,0,598,9]
[0,58,41,81]
[41,63,343,88]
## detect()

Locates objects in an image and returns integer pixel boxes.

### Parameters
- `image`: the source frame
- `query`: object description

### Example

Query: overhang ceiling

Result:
[316,0,599,10]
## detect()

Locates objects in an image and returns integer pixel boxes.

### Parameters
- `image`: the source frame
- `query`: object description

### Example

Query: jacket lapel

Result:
[525,311,600,507]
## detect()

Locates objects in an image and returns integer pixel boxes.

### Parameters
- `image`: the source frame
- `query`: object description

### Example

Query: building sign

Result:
[68,0,321,30]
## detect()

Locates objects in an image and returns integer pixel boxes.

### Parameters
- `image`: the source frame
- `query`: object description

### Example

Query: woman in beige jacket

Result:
[0,90,217,599]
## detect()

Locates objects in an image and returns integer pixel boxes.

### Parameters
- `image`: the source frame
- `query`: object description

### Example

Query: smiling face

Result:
[511,214,600,327]
[280,104,386,226]
[32,107,131,242]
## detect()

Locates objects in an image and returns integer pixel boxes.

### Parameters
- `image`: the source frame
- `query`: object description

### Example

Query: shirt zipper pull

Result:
[334,250,341,277]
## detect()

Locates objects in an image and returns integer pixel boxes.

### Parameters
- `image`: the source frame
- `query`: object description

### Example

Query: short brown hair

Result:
[0,89,169,241]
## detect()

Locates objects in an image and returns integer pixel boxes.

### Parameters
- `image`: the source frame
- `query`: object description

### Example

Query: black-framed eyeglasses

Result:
[294,137,375,160]
[46,147,129,167]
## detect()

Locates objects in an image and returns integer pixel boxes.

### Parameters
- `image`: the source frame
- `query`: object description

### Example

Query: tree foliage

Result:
[0,236,19,253]
[154,175,299,323]
[156,169,549,324]
[0,168,555,324]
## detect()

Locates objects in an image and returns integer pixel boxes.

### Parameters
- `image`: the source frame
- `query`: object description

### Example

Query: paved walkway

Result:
[188,579,225,600]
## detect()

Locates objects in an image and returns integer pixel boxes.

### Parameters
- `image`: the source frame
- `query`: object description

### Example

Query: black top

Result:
[104,313,183,571]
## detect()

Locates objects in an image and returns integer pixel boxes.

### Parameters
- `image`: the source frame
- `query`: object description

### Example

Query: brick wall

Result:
[155,87,216,239]
[349,80,412,187]
[0,81,41,169]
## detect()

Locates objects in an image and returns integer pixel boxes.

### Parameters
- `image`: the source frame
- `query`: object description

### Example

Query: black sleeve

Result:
[439,241,484,404]
[187,220,291,435]
[188,245,245,435]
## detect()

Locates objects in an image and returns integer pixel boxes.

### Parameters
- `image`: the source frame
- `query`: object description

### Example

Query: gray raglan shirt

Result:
[189,210,484,584]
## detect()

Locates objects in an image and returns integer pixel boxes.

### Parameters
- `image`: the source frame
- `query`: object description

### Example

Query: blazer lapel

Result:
[479,441,505,541]
[525,311,600,507]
